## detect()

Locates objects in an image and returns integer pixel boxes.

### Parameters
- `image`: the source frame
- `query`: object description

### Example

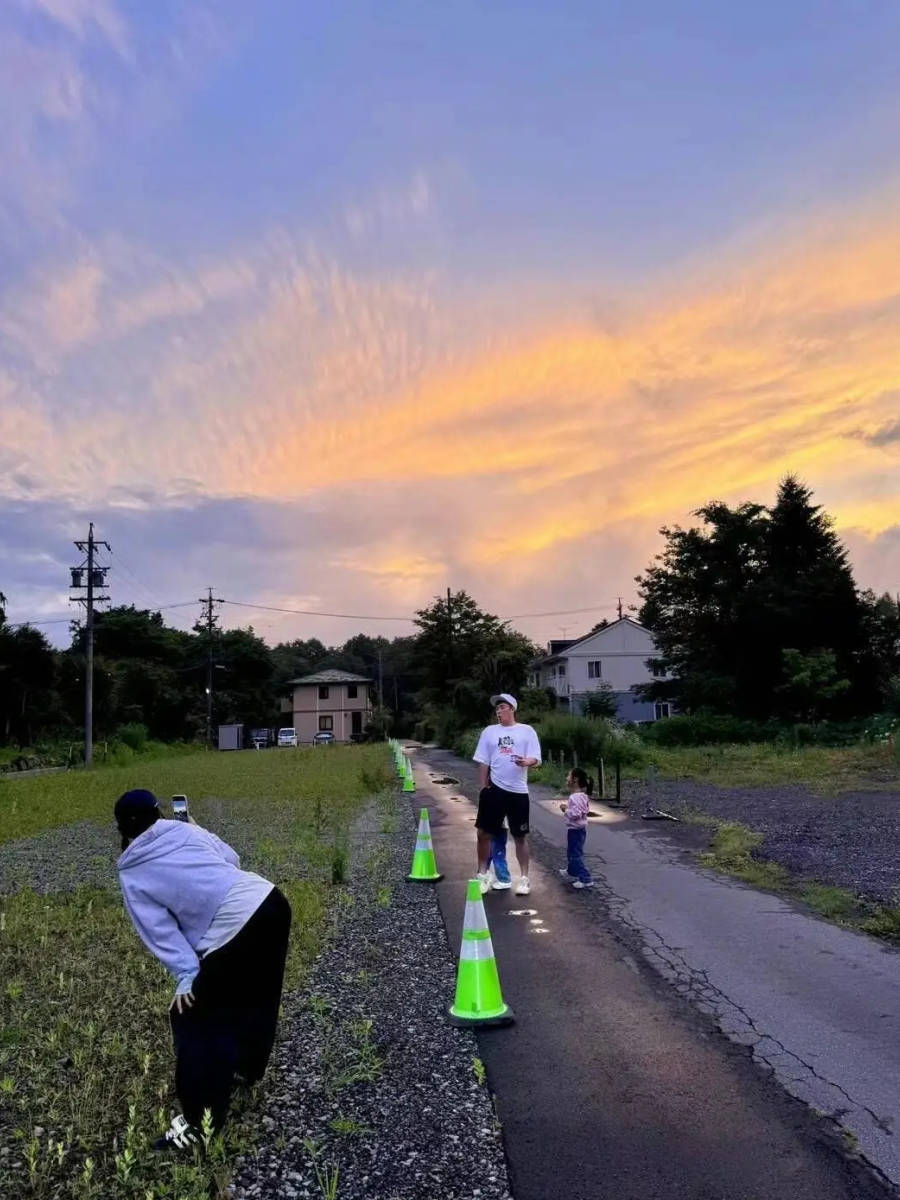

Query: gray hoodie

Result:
[116,819,246,993]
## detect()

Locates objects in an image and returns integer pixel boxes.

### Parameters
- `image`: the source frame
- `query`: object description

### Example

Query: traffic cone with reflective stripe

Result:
[402,758,416,792]
[449,879,514,1027]
[406,807,443,882]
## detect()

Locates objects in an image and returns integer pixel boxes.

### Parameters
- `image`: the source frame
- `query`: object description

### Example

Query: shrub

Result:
[117,722,148,753]
[640,714,778,747]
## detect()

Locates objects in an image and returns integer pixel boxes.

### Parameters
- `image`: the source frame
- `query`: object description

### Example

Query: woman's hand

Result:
[169,990,195,1015]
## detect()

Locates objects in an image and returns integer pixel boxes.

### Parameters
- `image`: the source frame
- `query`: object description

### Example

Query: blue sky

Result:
[2,0,899,648]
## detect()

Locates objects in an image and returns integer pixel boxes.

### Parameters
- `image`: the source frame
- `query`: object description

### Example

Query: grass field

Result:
[0,745,395,1200]
[530,740,899,795]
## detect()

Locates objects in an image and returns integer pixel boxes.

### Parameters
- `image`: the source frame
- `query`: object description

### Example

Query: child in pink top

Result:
[558,767,594,889]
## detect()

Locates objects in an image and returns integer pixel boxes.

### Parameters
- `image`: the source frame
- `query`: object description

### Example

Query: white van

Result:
[277,727,298,747]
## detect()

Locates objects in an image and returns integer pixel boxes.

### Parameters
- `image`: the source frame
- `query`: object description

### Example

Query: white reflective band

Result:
[460,936,495,962]
[463,900,490,933]
[415,839,433,851]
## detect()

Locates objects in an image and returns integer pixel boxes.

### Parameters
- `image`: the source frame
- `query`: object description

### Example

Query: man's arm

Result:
[473,728,492,789]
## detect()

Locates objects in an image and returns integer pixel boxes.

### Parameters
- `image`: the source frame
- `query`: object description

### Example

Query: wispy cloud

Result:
[5,183,900,629]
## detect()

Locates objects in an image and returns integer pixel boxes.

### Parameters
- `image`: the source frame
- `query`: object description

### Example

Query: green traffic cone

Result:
[406,808,443,881]
[402,767,415,793]
[449,879,514,1026]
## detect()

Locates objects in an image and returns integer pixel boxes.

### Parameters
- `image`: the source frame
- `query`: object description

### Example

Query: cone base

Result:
[406,872,443,882]
[448,1004,515,1028]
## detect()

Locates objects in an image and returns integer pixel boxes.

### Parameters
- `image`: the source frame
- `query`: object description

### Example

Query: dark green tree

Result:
[636,500,769,713]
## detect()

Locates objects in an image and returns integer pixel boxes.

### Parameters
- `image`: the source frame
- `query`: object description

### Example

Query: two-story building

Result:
[530,617,671,722]
[280,669,373,743]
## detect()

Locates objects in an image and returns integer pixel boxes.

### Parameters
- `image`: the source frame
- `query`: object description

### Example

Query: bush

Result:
[117,722,148,753]
[639,714,776,747]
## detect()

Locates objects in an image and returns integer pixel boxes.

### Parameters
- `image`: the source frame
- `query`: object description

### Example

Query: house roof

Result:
[532,617,648,665]
[287,670,372,685]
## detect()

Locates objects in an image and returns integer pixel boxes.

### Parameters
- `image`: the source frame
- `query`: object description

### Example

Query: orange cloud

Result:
[4,195,900,604]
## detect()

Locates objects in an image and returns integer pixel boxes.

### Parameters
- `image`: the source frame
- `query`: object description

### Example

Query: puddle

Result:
[430,776,460,786]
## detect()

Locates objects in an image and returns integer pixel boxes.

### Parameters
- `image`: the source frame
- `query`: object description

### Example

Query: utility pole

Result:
[198,588,224,749]
[446,587,454,685]
[377,646,385,739]
[617,597,624,620]
[70,523,110,766]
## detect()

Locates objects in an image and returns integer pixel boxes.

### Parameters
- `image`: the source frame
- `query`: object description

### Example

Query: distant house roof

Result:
[288,670,372,686]
[533,617,648,666]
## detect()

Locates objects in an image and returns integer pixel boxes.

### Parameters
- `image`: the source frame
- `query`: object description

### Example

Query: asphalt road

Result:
[413,745,898,1200]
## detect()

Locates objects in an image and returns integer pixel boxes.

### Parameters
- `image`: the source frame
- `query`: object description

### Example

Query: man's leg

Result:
[476,787,502,874]
[512,834,531,877]
[477,828,493,872]
[506,791,532,892]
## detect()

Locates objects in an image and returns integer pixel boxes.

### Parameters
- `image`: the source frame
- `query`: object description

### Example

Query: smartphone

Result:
[171,794,189,822]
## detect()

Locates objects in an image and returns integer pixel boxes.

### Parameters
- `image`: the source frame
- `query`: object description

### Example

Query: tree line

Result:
[3,476,898,750]
[0,590,540,749]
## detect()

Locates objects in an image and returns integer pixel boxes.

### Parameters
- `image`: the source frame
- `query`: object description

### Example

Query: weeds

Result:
[696,817,900,946]
[472,1057,486,1087]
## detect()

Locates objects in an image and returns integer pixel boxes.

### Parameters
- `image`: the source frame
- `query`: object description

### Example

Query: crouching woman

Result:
[114,789,291,1151]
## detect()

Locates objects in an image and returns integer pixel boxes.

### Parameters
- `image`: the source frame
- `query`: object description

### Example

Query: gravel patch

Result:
[232,803,512,1200]
[0,820,119,894]
[626,778,900,904]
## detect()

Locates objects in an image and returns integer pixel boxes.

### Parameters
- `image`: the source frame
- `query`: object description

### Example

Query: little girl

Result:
[558,767,594,889]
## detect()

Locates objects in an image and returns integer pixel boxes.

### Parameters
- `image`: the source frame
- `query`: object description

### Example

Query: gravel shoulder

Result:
[232,797,511,1200]
[622,776,900,903]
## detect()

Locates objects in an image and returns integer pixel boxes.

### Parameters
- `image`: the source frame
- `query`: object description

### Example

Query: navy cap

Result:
[114,789,160,821]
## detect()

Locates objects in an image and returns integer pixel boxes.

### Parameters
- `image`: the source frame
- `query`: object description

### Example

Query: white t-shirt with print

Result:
[473,722,542,795]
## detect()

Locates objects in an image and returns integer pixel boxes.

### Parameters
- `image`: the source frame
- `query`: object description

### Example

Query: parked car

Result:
[313,731,335,745]
[277,727,298,747]
[251,727,273,748]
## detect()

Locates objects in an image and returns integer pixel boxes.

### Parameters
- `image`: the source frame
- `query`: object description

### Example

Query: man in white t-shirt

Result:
[473,694,542,896]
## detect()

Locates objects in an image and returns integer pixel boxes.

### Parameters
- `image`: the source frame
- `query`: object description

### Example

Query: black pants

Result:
[169,887,291,1129]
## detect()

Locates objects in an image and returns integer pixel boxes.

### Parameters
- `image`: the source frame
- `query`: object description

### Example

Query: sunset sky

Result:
[2,0,899,650]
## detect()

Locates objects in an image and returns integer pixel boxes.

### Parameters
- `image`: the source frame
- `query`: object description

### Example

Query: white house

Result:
[530,617,671,722]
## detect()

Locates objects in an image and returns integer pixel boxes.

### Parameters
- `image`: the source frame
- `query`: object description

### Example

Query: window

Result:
[558,664,566,677]
[588,660,602,679]
[351,711,363,735]
[319,715,333,731]
[651,662,666,679]
[318,686,329,700]
[654,702,671,721]
[347,685,358,699]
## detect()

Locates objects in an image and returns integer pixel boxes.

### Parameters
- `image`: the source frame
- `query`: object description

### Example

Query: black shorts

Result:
[476,784,530,839]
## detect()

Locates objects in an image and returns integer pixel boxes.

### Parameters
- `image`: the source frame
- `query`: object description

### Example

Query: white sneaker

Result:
[514,876,531,896]
[476,871,492,894]
[491,877,512,890]
[558,867,573,878]
[153,1114,198,1153]
[572,880,594,890]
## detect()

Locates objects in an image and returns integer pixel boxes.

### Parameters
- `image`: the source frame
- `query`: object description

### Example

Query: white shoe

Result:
[476,871,492,894]
[558,867,573,878]
[514,876,531,896]
[572,880,594,890]
[491,877,512,890]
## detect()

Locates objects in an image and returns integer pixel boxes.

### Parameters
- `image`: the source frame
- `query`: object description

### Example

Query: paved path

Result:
[414,745,900,1200]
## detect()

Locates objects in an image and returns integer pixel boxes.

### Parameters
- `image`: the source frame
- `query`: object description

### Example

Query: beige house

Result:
[280,670,372,743]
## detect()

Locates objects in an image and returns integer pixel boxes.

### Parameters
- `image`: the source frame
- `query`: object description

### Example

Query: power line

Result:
[6,600,199,631]
[9,597,627,629]
[220,599,414,622]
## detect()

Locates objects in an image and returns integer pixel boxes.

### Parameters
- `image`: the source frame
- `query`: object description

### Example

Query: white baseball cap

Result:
[490,693,517,711]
